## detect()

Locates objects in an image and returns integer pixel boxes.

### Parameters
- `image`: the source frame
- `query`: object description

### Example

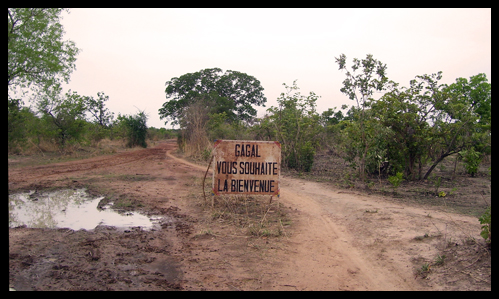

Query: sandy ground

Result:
[8,140,491,291]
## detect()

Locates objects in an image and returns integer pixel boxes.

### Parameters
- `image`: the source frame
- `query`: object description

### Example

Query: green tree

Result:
[251,115,276,141]
[340,107,392,177]
[159,68,266,126]
[85,92,114,127]
[371,78,435,180]
[443,73,491,153]
[335,53,393,180]
[318,105,351,156]
[8,8,80,99]
[84,92,115,143]
[446,73,491,127]
[320,105,348,127]
[370,72,491,180]
[267,81,322,172]
[422,73,490,179]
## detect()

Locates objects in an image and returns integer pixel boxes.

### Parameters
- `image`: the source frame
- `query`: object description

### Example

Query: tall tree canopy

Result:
[8,8,80,98]
[158,68,267,126]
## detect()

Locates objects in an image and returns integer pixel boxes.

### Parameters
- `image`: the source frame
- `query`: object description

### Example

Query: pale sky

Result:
[58,8,491,129]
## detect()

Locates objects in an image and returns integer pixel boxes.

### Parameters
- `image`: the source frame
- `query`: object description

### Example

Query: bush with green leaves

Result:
[8,99,31,152]
[478,206,491,243]
[388,172,404,189]
[460,147,482,177]
[286,141,316,172]
[147,127,176,141]
[266,81,322,172]
[206,112,252,141]
[117,111,148,148]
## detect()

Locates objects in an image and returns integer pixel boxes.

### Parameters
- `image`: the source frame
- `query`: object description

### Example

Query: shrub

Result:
[118,111,148,148]
[479,206,491,243]
[286,141,316,172]
[460,147,482,177]
[388,172,404,188]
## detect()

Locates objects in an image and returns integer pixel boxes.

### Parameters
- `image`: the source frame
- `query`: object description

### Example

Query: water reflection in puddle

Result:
[9,188,162,231]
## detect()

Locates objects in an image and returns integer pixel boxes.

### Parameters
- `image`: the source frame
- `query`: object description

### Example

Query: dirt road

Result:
[9,140,490,291]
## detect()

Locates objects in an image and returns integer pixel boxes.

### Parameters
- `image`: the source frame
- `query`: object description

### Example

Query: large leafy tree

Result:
[424,73,491,179]
[371,73,439,180]
[159,68,267,126]
[8,8,80,99]
[370,72,491,180]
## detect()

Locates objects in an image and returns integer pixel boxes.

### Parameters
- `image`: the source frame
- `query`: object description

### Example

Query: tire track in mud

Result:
[275,176,487,290]
[165,149,211,173]
[277,182,416,290]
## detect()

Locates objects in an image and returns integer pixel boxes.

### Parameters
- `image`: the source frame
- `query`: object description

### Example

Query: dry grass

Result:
[213,195,286,236]
[193,176,291,238]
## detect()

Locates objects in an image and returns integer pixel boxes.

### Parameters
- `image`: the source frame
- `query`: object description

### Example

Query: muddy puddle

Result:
[9,188,164,231]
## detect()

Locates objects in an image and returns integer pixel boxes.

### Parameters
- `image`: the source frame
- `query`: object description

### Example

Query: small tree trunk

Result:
[418,158,423,180]
[452,154,459,180]
[423,153,451,180]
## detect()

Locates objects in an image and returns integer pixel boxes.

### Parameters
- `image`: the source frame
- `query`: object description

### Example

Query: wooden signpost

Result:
[211,140,281,197]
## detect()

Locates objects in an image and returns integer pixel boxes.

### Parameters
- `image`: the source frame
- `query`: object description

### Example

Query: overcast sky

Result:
[58,8,491,129]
